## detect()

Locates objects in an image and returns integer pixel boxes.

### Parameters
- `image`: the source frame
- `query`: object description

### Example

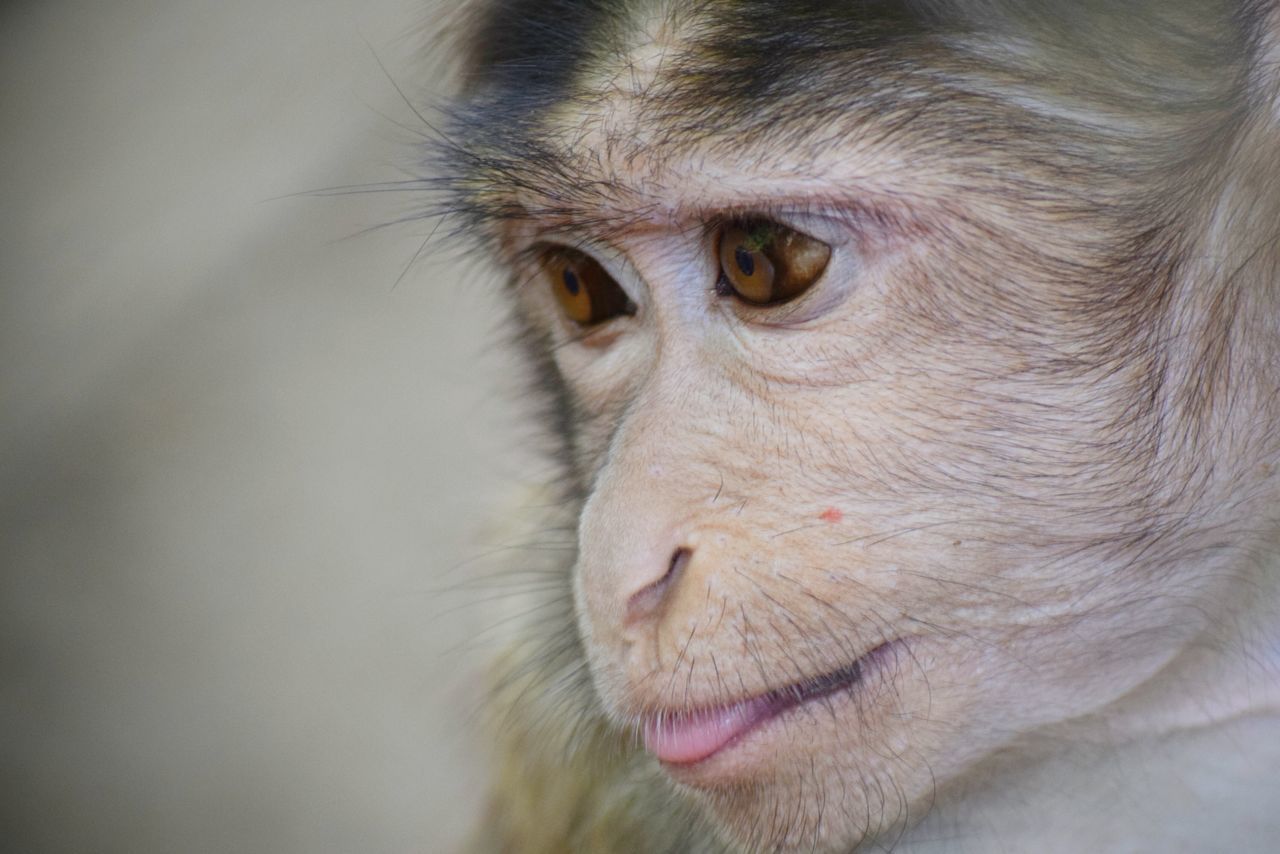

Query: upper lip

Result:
[638,641,892,766]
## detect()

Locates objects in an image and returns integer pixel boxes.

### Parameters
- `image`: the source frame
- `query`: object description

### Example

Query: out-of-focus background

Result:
[1,1,534,850]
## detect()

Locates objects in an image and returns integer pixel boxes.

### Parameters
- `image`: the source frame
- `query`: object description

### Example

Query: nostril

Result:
[626,547,691,625]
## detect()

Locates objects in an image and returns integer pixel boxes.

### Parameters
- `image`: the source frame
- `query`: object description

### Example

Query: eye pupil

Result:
[718,220,831,307]
[562,268,580,295]
[541,248,633,329]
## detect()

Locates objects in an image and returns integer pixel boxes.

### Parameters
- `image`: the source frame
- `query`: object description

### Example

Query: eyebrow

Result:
[435,101,950,253]
[432,107,685,235]
[438,150,803,247]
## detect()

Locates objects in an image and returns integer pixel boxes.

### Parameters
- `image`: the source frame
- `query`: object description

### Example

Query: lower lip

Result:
[641,642,892,767]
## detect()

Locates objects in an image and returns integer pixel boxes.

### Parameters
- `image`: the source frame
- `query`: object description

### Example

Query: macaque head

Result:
[441,1,1280,850]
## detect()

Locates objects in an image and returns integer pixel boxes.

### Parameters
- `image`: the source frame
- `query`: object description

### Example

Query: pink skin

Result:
[642,695,777,765]
[641,646,889,765]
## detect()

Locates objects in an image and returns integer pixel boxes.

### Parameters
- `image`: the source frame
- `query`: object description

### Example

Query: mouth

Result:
[640,641,895,768]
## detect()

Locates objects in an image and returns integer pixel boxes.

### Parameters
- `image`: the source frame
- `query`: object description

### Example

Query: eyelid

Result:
[701,206,856,248]
[514,236,628,274]
[512,240,571,269]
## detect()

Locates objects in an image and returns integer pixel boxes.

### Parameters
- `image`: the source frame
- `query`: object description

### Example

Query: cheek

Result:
[564,249,1195,764]
[560,329,1211,854]
[553,338,657,458]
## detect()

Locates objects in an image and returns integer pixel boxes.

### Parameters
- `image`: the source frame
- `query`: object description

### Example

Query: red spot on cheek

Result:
[819,507,843,523]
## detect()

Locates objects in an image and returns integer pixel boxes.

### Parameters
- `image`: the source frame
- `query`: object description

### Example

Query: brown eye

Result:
[717,220,832,306]
[541,248,635,327]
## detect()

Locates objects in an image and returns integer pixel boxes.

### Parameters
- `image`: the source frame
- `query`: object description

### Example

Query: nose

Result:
[574,495,703,641]
[625,546,691,626]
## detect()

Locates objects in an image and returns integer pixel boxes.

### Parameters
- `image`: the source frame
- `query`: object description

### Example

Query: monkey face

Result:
[448,3,1279,851]
[499,160,1225,849]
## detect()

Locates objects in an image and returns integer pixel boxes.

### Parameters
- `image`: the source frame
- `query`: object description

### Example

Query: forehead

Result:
[461,0,934,99]
[444,0,1243,234]
[448,1,956,228]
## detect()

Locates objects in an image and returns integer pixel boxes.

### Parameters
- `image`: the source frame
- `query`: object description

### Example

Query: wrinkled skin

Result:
[449,2,1280,850]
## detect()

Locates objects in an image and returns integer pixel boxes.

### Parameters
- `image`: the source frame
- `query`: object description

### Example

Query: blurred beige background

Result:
[1,1,531,850]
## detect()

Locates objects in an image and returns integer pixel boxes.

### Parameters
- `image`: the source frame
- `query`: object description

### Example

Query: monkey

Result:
[432,1,1280,851]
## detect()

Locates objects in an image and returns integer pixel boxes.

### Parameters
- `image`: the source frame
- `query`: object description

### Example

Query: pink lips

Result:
[639,646,886,767]
[642,695,777,765]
